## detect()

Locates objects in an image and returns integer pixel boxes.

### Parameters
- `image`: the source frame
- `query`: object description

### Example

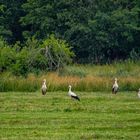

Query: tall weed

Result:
[0,61,140,92]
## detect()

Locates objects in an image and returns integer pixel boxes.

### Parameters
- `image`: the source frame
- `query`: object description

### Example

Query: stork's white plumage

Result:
[112,78,119,94]
[41,79,47,95]
[68,85,80,101]
[138,88,140,98]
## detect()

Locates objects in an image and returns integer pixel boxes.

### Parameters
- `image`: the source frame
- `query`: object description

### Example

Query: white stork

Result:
[68,85,80,101]
[41,79,47,95]
[138,88,140,98]
[112,78,119,94]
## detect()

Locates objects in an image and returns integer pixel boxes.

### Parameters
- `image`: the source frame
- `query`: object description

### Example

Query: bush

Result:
[0,35,74,76]
[41,34,74,71]
[11,48,29,76]
[0,39,16,72]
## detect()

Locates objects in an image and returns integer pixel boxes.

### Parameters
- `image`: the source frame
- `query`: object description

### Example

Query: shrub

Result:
[11,48,29,76]
[0,39,16,72]
[41,34,75,71]
[0,36,74,76]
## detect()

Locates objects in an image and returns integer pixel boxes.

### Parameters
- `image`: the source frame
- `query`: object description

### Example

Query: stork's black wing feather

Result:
[71,95,80,101]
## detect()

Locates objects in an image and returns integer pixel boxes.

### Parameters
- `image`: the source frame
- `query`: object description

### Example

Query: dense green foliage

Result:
[0,36,73,75]
[0,0,140,64]
[0,91,140,139]
[0,0,26,43]
[41,34,74,70]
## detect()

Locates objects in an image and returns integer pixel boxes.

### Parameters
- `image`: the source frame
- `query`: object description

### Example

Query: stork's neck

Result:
[43,82,46,86]
[115,81,117,85]
[69,87,71,92]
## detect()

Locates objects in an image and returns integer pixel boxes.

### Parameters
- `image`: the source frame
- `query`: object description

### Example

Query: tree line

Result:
[0,0,140,71]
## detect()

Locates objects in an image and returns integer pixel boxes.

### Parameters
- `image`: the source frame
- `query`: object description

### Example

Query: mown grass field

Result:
[0,91,140,140]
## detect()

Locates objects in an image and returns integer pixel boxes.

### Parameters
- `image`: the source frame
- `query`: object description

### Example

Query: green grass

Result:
[0,91,140,140]
[62,61,140,77]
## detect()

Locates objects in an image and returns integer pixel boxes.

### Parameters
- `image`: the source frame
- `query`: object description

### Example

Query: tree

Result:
[0,0,26,43]
[0,0,139,63]
[21,0,140,63]
[0,37,16,72]
[0,4,12,41]
[41,34,74,71]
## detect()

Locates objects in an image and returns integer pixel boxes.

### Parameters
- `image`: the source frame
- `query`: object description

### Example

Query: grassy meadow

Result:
[0,61,140,139]
[0,91,140,140]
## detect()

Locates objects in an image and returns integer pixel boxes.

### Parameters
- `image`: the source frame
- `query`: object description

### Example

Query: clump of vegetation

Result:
[59,65,87,78]
[41,34,74,71]
[0,61,140,92]
[0,35,74,76]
